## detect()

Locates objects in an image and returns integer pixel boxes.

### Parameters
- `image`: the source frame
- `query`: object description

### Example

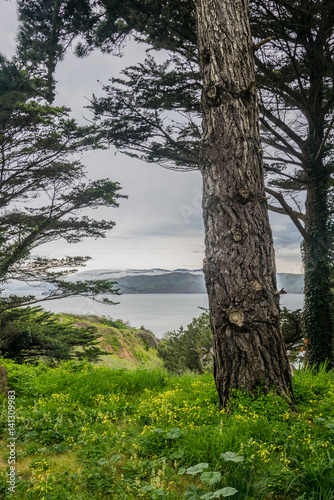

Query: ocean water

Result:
[37,293,304,338]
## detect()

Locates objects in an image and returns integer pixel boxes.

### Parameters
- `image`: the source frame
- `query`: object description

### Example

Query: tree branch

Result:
[265,187,310,243]
[253,36,272,51]
[261,118,305,163]
[260,105,306,150]
[315,114,334,162]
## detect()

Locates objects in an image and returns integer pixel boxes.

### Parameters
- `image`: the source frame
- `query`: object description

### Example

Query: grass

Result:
[0,359,334,499]
[57,313,163,370]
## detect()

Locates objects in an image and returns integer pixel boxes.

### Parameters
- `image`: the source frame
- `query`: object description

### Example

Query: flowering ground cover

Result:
[0,359,334,499]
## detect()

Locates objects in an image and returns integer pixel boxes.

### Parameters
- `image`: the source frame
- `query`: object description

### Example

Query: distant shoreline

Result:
[5,270,304,295]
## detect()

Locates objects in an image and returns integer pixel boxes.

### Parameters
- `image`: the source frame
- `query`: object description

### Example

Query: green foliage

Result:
[280,307,304,363]
[135,330,159,351]
[0,361,334,498]
[0,55,126,310]
[158,309,305,373]
[17,0,101,102]
[0,307,109,363]
[158,311,212,374]
[89,55,201,171]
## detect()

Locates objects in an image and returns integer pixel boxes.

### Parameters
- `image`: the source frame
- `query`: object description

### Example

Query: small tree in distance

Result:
[159,308,305,373]
[0,306,110,364]
[158,311,212,374]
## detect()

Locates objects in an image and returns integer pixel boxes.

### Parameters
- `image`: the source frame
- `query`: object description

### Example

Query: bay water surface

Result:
[38,293,303,338]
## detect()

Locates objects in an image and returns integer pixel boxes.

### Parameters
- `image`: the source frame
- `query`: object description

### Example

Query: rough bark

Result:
[302,47,334,368]
[304,164,333,368]
[0,365,8,397]
[194,0,295,407]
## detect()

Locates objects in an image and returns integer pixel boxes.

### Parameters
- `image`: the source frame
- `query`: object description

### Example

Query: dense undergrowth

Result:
[0,360,334,499]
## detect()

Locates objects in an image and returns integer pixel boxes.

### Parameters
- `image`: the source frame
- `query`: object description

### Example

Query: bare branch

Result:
[253,36,272,51]
[265,187,310,243]
[263,155,303,167]
[260,105,306,150]
[261,118,305,163]
[315,114,334,162]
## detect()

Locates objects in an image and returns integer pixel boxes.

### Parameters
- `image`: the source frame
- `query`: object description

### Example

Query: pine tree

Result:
[0,306,109,363]
[86,0,334,368]
[15,0,298,403]
[193,0,294,406]
[250,0,334,367]
[0,55,126,311]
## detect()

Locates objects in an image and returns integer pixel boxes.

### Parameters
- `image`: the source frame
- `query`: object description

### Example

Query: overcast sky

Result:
[1,0,304,273]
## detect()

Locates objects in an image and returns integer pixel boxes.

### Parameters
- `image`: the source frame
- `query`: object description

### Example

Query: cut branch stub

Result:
[252,280,262,292]
[237,188,252,204]
[206,85,217,99]
[229,309,244,327]
[239,188,249,199]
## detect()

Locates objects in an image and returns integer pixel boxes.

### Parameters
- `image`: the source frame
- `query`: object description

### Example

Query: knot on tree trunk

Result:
[229,309,244,327]
[205,82,221,106]
[238,188,251,203]
[252,280,262,292]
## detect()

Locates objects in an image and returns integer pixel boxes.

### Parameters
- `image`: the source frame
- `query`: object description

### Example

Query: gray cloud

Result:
[1,4,303,273]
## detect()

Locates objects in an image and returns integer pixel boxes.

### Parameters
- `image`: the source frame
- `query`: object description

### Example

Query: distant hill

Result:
[58,313,161,369]
[111,272,303,294]
[4,269,304,294]
[276,273,304,294]
[114,272,207,294]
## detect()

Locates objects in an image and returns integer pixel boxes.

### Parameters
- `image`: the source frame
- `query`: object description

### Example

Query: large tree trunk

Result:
[195,0,294,407]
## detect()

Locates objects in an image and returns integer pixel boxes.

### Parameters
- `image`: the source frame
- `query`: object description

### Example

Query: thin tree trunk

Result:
[195,0,295,407]
[47,0,62,103]
[302,55,334,369]
[303,167,333,368]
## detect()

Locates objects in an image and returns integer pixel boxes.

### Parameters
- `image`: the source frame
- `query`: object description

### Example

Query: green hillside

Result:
[57,313,162,369]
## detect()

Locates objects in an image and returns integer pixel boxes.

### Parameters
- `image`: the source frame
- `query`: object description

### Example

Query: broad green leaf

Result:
[98,458,108,465]
[170,449,185,460]
[151,489,165,499]
[213,487,238,497]
[184,485,206,500]
[167,428,182,439]
[153,428,165,434]
[200,471,222,485]
[200,493,216,500]
[165,466,175,478]
[220,452,244,463]
[178,467,187,475]
[142,485,154,492]
[186,463,209,475]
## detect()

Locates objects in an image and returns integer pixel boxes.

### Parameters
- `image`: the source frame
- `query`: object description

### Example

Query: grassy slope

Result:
[57,313,162,369]
[0,361,334,499]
